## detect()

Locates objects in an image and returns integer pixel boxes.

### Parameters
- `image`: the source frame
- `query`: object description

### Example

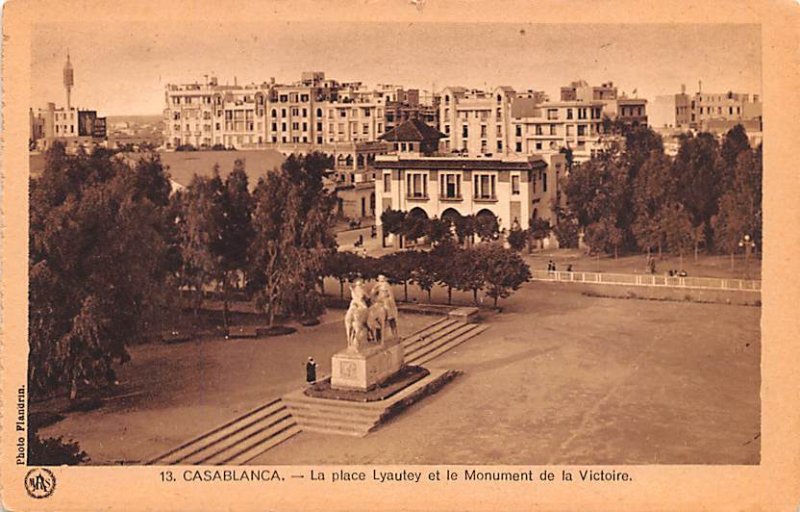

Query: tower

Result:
[63,52,74,110]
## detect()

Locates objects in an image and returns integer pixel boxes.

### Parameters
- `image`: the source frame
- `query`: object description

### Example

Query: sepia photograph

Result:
[3,1,799,510]
[24,19,764,467]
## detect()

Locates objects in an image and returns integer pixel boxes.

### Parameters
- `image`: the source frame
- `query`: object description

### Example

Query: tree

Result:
[177,170,224,318]
[719,124,751,189]
[402,214,429,245]
[480,244,532,308]
[425,216,453,246]
[29,145,175,400]
[662,203,693,268]
[713,148,762,267]
[216,161,254,328]
[454,213,476,246]
[250,156,336,326]
[584,217,624,258]
[377,251,417,302]
[506,224,527,252]
[474,213,500,242]
[632,151,676,257]
[380,209,406,248]
[411,251,437,302]
[431,241,461,304]
[673,132,722,250]
[453,248,487,305]
[324,251,367,299]
[527,218,552,252]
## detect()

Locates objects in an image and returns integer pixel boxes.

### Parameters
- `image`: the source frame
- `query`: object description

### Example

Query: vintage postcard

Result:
[2,0,799,510]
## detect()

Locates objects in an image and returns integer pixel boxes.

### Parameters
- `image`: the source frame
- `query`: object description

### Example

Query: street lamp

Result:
[738,234,756,280]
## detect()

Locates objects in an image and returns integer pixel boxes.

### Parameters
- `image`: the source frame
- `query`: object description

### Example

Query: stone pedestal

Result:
[331,341,405,391]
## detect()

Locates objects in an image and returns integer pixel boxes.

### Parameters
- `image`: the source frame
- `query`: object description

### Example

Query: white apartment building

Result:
[511,100,607,162]
[438,86,516,156]
[374,152,566,233]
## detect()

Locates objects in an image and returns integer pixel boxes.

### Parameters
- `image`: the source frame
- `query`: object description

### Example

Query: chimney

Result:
[681,84,686,94]
[698,80,702,94]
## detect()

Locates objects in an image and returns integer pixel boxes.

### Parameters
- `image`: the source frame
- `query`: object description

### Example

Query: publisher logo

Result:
[25,468,56,499]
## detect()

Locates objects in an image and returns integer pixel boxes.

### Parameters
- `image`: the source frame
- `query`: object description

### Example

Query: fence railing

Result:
[530,269,761,292]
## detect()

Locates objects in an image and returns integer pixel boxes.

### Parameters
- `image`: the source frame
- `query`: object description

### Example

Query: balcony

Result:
[406,194,430,202]
[439,195,463,202]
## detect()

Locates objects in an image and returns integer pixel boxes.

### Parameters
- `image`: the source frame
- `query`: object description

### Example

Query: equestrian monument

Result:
[331,275,404,391]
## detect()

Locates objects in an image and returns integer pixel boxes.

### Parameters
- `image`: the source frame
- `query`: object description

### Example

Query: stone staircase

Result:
[147,314,488,461]
[146,398,300,465]
[403,317,489,366]
[283,368,459,437]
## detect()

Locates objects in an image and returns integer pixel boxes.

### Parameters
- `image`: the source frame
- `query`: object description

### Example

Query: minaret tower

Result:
[63,52,74,110]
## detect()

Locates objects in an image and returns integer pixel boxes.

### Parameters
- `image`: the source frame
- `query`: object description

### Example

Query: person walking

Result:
[305,357,317,385]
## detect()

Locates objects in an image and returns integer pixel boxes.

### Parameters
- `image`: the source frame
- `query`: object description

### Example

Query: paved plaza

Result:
[253,283,760,465]
[38,281,760,465]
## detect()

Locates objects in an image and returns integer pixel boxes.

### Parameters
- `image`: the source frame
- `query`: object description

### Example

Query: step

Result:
[403,320,463,351]
[401,318,453,346]
[284,401,383,421]
[181,410,295,465]
[410,325,487,366]
[406,324,478,361]
[295,417,371,437]
[199,416,299,465]
[282,392,386,412]
[411,325,489,366]
[404,322,472,358]
[222,424,303,465]
[147,398,285,464]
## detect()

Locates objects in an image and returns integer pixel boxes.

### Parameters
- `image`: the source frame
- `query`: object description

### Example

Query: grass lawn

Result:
[252,281,760,465]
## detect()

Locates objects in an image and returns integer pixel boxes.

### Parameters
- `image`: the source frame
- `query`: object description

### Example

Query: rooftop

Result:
[379,119,445,143]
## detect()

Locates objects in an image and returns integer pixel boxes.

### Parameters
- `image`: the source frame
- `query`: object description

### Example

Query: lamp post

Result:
[738,234,756,280]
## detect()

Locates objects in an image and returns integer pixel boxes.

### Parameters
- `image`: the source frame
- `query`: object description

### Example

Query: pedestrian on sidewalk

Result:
[305,357,317,385]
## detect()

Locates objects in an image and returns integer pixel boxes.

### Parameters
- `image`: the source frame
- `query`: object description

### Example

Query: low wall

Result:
[540,281,761,306]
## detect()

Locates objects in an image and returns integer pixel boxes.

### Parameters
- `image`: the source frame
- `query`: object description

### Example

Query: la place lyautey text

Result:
[162,468,633,484]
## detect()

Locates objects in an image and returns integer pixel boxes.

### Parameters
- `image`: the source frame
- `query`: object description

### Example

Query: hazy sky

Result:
[31,22,761,115]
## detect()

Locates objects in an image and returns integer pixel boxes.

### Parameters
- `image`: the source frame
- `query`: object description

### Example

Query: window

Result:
[543,171,548,192]
[547,109,558,120]
[462,126,469,138]
[550,125,557,135]
[567,109,573,120]
[480,126,488,138]
[406,172,428,199]
[363,124,369,135]
[515,142,522,152]
[535,125,543,135]
[473,174,496,200]
[445,124,451,134]
[383,173,391,193]
[512,175,520,195]
[566,125,574,136]
[577,125,586,136]
[497,141,503,151]
[440,173,461,199]
[535,142,543,150]
[515,125,522,137]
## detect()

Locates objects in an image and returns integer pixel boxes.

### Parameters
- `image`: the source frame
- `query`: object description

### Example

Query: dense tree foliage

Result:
[559,125,762,261]
[29,145,175,399]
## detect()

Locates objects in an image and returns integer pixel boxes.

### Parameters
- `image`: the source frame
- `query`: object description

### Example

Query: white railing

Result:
[530,269,761,292]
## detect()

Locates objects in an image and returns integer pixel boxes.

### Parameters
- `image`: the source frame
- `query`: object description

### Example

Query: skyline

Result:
[31,22,761,116]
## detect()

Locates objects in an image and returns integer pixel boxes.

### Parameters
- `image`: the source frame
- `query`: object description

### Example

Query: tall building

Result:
[650,83,762,137]
[559,80,647,127]
[438,86,516,156]
[30,54,106,152]
[511,100,607,162]
[374,117,565,238]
